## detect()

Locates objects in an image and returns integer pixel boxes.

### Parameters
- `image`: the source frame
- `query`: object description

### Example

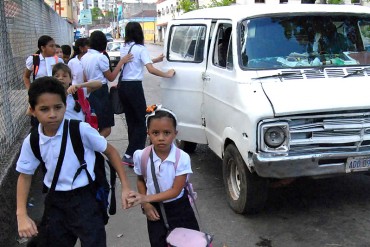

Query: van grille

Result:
[288,113,370,154]
[281,67,370,80]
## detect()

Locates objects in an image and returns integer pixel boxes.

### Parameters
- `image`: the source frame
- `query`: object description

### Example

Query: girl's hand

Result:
[166,69,176,78]
[17,214,38,238]
[154,54,165,63]
[142,203,160,221]
[127,191,147,207]
[67,85,79,94]
[121,53,133,64]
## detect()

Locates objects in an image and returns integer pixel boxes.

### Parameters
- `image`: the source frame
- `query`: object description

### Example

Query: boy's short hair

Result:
[28,77,66,109]
[61,45,72,56]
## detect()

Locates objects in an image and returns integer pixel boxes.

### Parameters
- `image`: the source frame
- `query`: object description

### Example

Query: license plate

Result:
[345,156,370,173]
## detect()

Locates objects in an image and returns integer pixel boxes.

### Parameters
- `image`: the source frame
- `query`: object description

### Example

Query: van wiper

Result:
[343,66,370,78]
[252,71,302,81]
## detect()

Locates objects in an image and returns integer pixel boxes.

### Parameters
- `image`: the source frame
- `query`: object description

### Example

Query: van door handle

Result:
[202,73,210,81]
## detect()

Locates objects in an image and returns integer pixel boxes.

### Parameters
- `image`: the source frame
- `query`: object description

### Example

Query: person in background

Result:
[81,30,133,138]
[61,45,72,64]
[23,35,64,89]
[118,21,175,167]
[23,35,64,127]
[52,62,101,122]
[55,44,63,59]
[68,38,90,85]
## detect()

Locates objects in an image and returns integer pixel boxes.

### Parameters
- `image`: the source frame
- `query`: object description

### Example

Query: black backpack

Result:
[30,119,117,224]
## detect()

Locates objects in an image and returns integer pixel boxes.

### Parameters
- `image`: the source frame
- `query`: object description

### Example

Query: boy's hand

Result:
[121,53,133,64]
[142,203,160,221]
[121,188,132,209]
[17,214,38,238]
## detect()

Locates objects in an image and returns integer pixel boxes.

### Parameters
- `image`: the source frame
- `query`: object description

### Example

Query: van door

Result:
[161,19,213,144]
[202,21,234,157]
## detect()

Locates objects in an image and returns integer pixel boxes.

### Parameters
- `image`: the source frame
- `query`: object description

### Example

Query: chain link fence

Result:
[0,0,74,244]
[0,0,73,172]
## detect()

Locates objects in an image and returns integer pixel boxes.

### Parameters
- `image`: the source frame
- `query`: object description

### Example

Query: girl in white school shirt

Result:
[118,22,175,166]
[81,30,132,138]
[68,38,90,85]
[23,35,64,90]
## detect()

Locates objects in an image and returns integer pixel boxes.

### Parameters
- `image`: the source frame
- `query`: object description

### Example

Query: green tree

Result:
[91,7,104,21]
[178,0,198,13]
[206,0,235,7]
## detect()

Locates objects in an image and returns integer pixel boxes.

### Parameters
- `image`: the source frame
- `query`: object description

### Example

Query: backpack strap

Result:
[118,44,136,82]
[140,145,181,180]
[69,119,94,186]
[30,125,49,193]
[32,54,40,80]
[30,126,43,164]
[140,145,153,180]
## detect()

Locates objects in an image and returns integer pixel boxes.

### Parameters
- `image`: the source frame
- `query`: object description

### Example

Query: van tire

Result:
[223,144,268,214]
[176,140,197,153]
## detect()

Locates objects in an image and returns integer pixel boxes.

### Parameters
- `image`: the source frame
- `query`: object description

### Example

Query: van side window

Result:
[213,24,232,68]
[168,25,206,63]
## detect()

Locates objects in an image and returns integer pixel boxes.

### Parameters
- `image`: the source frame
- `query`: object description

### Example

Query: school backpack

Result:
[71,88,98,130]
[32,54,59,80]
[29,119,117,225]
[140,145,197,203]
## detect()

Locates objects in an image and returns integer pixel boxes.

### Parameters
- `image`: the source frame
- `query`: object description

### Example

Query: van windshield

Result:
[240,15,370,69]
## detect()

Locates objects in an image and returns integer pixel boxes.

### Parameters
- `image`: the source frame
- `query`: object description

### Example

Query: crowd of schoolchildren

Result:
[15,22,201,247]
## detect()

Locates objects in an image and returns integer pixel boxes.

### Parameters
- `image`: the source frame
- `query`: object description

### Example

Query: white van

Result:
[160,4,370,214]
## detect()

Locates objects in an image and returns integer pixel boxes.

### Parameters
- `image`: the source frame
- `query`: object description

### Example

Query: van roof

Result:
[176,4,370,20]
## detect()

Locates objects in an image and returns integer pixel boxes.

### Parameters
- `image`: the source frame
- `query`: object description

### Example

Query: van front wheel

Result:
[223,144,268,214]
[176,140,197,153]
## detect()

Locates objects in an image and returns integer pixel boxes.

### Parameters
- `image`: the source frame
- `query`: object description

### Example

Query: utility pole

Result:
[83,0,89,36]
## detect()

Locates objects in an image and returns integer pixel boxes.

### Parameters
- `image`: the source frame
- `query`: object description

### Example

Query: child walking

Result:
[128,105,199,247]
[16,77,133,247]
[52,62,101,123]
[81,30,133,138]
[118,22,175,167]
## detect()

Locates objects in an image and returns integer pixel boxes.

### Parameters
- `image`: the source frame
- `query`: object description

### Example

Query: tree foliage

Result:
[178,0,235,13]
[205,0,235,7]
[178,0,198,13]
[91,7,104,21]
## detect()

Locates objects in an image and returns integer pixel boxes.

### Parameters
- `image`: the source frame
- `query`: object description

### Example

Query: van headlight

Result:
[260,123,289,152]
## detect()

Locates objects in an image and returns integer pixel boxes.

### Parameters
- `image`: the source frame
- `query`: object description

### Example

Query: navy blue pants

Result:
[117,80,147,156]
[147,192,200,247]
[35,185,106,247]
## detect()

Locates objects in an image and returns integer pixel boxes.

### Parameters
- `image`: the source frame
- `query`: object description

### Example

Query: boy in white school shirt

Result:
[16,77,133,247]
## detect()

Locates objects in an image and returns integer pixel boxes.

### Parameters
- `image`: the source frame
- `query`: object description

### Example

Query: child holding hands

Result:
[128,105,199,247]
[16,77,133,247]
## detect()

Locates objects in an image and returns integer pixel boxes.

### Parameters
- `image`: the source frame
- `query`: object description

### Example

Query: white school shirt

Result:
[64,89,89,122]
[68,57,85,85]
[26,54,64,79]
[119,42,152,81]
[16,120,107,191]
[133,143,193,203]
[80,49,109,85]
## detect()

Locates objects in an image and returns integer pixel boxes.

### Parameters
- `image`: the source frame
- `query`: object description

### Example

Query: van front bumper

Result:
[252,151,370,178]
